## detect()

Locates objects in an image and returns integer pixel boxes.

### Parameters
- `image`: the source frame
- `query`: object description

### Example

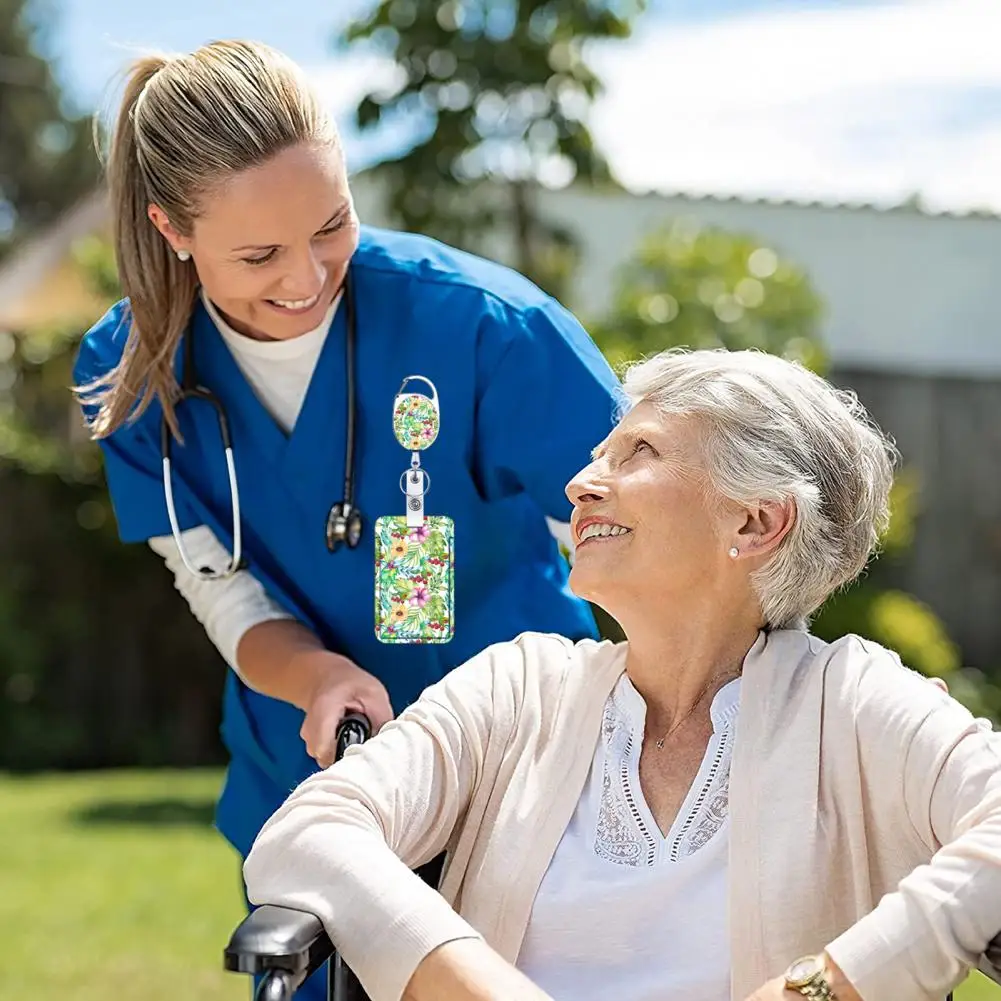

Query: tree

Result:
[587,217,828,372]
[343,0,645,298]
[0,237,227,771]
[0,0,99,257]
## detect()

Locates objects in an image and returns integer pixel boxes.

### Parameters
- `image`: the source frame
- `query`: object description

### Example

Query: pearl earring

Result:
[176,249,191,262]
[728,547,739,559]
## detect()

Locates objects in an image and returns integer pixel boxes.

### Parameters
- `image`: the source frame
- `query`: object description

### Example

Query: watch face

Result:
[787,956,823,986]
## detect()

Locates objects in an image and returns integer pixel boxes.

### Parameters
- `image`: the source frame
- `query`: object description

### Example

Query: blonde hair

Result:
[79,40,338,438]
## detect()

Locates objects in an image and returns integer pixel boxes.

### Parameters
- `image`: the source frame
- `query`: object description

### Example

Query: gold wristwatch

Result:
[783,955,838,1000]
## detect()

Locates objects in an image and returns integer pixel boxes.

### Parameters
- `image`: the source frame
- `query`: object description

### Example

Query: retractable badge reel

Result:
[374,377,454,644]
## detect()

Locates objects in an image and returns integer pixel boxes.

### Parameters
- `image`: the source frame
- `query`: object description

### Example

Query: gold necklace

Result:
[652,670,740,750]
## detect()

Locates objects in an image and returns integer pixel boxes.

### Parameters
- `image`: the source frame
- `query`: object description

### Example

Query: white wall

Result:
[353,176,1001,379]
[552,189,1001,379]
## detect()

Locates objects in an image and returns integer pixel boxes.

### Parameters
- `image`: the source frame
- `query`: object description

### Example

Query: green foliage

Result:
[813,472,1001,721]
[0,0,111,478]
[0,0,99,257]
[813,587,961,678]
[343,0,645,297]
[73,233,122,300]
[0,234,228,772]
[811,473,950,677]
[0,8,145,768]
[0,237,118,483]
[0,319,96,478]
[588,217,828,372]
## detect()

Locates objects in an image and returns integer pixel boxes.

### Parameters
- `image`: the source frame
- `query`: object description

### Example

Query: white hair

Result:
[620,348,899,629]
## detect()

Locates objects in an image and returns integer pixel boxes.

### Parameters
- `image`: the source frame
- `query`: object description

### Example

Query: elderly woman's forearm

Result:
[242,674,499,1000]
[827,724,1001,999]
[403,940,555,1001]
[245,818,485,1000]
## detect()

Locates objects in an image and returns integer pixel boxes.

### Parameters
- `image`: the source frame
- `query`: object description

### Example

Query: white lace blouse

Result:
[516,673,742,1000]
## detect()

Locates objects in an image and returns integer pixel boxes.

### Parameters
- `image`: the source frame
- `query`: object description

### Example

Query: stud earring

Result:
[728,547,739,559]
[176,249,191,262]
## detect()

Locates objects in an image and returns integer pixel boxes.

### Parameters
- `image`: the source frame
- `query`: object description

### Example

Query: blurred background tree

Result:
[344,0,645,300]
[588,217,828,372]
[0,0,98,260]
[0,235,224,772]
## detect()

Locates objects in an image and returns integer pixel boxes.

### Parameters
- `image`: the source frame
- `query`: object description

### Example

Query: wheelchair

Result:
[224,714,444,1001]
[223,714,1001,1001]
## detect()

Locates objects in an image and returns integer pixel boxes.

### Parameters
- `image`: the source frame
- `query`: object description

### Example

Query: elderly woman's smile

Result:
[567,401,747,643]
[575,519,632,544]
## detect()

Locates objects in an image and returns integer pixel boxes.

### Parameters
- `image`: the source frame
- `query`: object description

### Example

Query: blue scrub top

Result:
[75,226,623,856]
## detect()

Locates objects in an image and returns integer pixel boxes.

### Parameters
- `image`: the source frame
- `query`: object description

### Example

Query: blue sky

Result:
[45,0,815,109]
[38,0,1001,214]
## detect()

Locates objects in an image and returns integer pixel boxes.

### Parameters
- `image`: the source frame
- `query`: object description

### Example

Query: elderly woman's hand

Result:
[742,979,800,1001]
[743,954,861,1001]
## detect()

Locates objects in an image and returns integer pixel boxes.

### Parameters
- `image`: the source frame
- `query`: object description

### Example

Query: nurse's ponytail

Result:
[77,41,337,439]
[79,53,199,439]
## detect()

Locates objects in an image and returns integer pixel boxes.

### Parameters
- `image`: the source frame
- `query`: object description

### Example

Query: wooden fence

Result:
[833,367,1001,669]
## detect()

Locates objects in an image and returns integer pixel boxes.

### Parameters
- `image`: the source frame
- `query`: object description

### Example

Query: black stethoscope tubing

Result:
[160,272,361,580]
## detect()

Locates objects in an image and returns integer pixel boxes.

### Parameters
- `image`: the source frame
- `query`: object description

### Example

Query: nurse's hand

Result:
[299,652,394,768]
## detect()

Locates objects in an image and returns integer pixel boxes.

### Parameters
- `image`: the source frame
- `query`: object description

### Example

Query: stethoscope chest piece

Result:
[323,274,363,553]
[325,501,363,553]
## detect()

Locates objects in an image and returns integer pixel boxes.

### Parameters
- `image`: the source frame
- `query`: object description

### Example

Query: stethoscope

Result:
[161,276,362,581]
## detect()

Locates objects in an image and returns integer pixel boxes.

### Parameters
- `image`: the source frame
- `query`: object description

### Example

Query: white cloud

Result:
[588,0,1001,211]
[306,53,398,121]
[304,0,1001,213]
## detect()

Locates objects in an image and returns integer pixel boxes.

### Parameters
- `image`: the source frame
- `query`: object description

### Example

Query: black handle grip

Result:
[335,712,371,762]
[225,712,378,999]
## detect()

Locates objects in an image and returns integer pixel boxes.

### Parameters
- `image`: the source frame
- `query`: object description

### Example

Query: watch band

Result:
[784,956,838,1001]
[790,979,837,1001]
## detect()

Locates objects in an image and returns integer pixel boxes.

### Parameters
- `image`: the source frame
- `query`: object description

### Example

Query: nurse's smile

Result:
[266,292,322,313]
[153,142,360,343]
[261,287,328,324]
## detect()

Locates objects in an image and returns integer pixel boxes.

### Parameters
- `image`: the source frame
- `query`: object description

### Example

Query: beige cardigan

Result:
[244,629,1001,1001]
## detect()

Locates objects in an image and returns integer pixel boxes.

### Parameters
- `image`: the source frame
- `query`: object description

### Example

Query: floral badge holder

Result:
[374,377,454,644]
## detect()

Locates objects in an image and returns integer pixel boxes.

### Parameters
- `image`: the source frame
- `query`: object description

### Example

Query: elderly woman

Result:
[243,348,1001,1001]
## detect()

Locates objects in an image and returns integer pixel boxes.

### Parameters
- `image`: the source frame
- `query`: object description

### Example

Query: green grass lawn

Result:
[0,769,246,1001]
[1,769,999,1001]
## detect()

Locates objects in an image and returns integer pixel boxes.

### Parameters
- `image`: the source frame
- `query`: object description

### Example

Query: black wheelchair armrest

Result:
[224,904,333,980]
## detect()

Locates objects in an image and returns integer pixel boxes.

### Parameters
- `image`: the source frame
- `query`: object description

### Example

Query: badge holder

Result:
[374,377,454,644]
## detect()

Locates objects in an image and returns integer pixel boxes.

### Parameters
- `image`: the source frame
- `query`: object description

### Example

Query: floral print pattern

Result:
[393,394,439,451]
[375,515,454,644]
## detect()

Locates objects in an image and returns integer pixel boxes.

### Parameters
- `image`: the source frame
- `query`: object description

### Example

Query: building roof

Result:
[0,187,111,331]
[626,187,1001,223]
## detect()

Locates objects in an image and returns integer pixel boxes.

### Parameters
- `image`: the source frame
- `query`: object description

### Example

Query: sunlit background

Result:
[1,1,999,998]
[44,0,1001,214]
